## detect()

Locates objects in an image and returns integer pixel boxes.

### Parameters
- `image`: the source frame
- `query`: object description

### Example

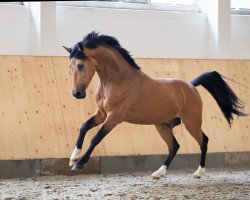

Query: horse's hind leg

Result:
[193,131,209,178]
[151,123,180,180]
[182,114,209,179]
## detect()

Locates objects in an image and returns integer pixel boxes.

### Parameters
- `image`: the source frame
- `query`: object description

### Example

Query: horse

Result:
[63,31,246,179]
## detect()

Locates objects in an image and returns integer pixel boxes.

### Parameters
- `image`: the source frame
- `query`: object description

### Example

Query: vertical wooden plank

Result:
[36,57,70,157]
[0,56,30,159]
[225,60,249,152]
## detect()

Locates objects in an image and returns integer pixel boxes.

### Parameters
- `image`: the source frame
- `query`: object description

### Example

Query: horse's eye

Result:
[77,64,84,70]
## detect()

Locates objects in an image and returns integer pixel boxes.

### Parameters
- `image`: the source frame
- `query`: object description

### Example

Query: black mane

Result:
[71,31,140,70]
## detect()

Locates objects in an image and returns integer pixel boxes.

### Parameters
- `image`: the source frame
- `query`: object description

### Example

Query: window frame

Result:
[0,2,23,5]
[56,1,201,13]
[231,0,250,15]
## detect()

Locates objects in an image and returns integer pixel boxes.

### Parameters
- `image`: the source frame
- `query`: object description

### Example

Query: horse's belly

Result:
[124,117,157,125]
[124,105,178,125]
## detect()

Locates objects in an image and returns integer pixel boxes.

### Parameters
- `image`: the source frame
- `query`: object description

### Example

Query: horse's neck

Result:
[88,46,136,85]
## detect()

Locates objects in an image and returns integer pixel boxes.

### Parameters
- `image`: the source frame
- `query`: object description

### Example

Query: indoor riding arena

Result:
[0,1,250,200]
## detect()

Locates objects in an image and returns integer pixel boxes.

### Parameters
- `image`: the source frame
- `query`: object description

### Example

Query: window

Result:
[151,0,195,6]
[0,2,23,5]
[231,0,250,15]
[57,0,200,12]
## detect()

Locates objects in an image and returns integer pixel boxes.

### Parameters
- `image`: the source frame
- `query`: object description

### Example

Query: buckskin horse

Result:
[63,31,246,179]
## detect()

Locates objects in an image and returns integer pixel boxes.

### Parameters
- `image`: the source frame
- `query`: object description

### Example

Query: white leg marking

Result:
[69,147,81,166]
[192,165,205,179]
[151,165,167,180]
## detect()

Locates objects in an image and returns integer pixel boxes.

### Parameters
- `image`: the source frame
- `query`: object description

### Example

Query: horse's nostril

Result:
[73,90,86,99]
[75,91,81,97]
[73,89,86,99]
[74,91,82,98]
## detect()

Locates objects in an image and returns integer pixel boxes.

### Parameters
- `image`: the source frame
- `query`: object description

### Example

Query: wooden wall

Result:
[0,56,249,160]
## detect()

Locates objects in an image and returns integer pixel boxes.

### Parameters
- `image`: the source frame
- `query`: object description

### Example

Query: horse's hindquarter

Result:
[124,76,188,125]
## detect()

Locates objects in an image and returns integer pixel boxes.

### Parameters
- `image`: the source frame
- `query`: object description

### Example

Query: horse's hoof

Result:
[151,165,167,181]
[69,159,78,167]
[192,174,202,179]
[71,164,84,171]
[192,166,205,179]
[151,175,160,180]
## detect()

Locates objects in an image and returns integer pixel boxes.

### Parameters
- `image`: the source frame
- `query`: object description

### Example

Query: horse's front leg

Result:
[69,109,105,166]
[71,113,120,171]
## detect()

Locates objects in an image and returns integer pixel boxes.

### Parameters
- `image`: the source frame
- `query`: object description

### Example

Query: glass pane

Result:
[151,0,195,5]
[231,0,250,9]
[123,0,148,4]
[0,2,23,5]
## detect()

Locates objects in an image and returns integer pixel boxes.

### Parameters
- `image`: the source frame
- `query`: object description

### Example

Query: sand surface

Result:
[0,168,249,200]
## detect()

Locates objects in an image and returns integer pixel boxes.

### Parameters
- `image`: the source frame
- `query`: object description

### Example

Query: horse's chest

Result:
[95,88,106,113]
[95,88,113,113]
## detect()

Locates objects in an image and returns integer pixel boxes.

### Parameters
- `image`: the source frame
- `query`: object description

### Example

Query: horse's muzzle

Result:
[73,90,86,99]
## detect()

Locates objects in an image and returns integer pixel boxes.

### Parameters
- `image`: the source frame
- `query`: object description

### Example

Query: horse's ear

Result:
[78,43,84,52]
[63,46,72,53]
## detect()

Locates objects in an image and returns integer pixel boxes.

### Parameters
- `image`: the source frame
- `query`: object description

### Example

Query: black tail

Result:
[191,71,247,126]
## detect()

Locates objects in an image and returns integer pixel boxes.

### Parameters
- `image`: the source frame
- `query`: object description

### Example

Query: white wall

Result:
[0,3,249,59]
[0,5,30,54]
[57,6,213,58]
[231,15,250,59]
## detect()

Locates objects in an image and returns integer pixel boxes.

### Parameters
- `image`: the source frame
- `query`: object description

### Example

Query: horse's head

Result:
[63,43,96,99]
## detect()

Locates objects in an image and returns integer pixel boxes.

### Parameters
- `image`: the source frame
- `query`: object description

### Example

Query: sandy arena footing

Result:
[0,168,249,200]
